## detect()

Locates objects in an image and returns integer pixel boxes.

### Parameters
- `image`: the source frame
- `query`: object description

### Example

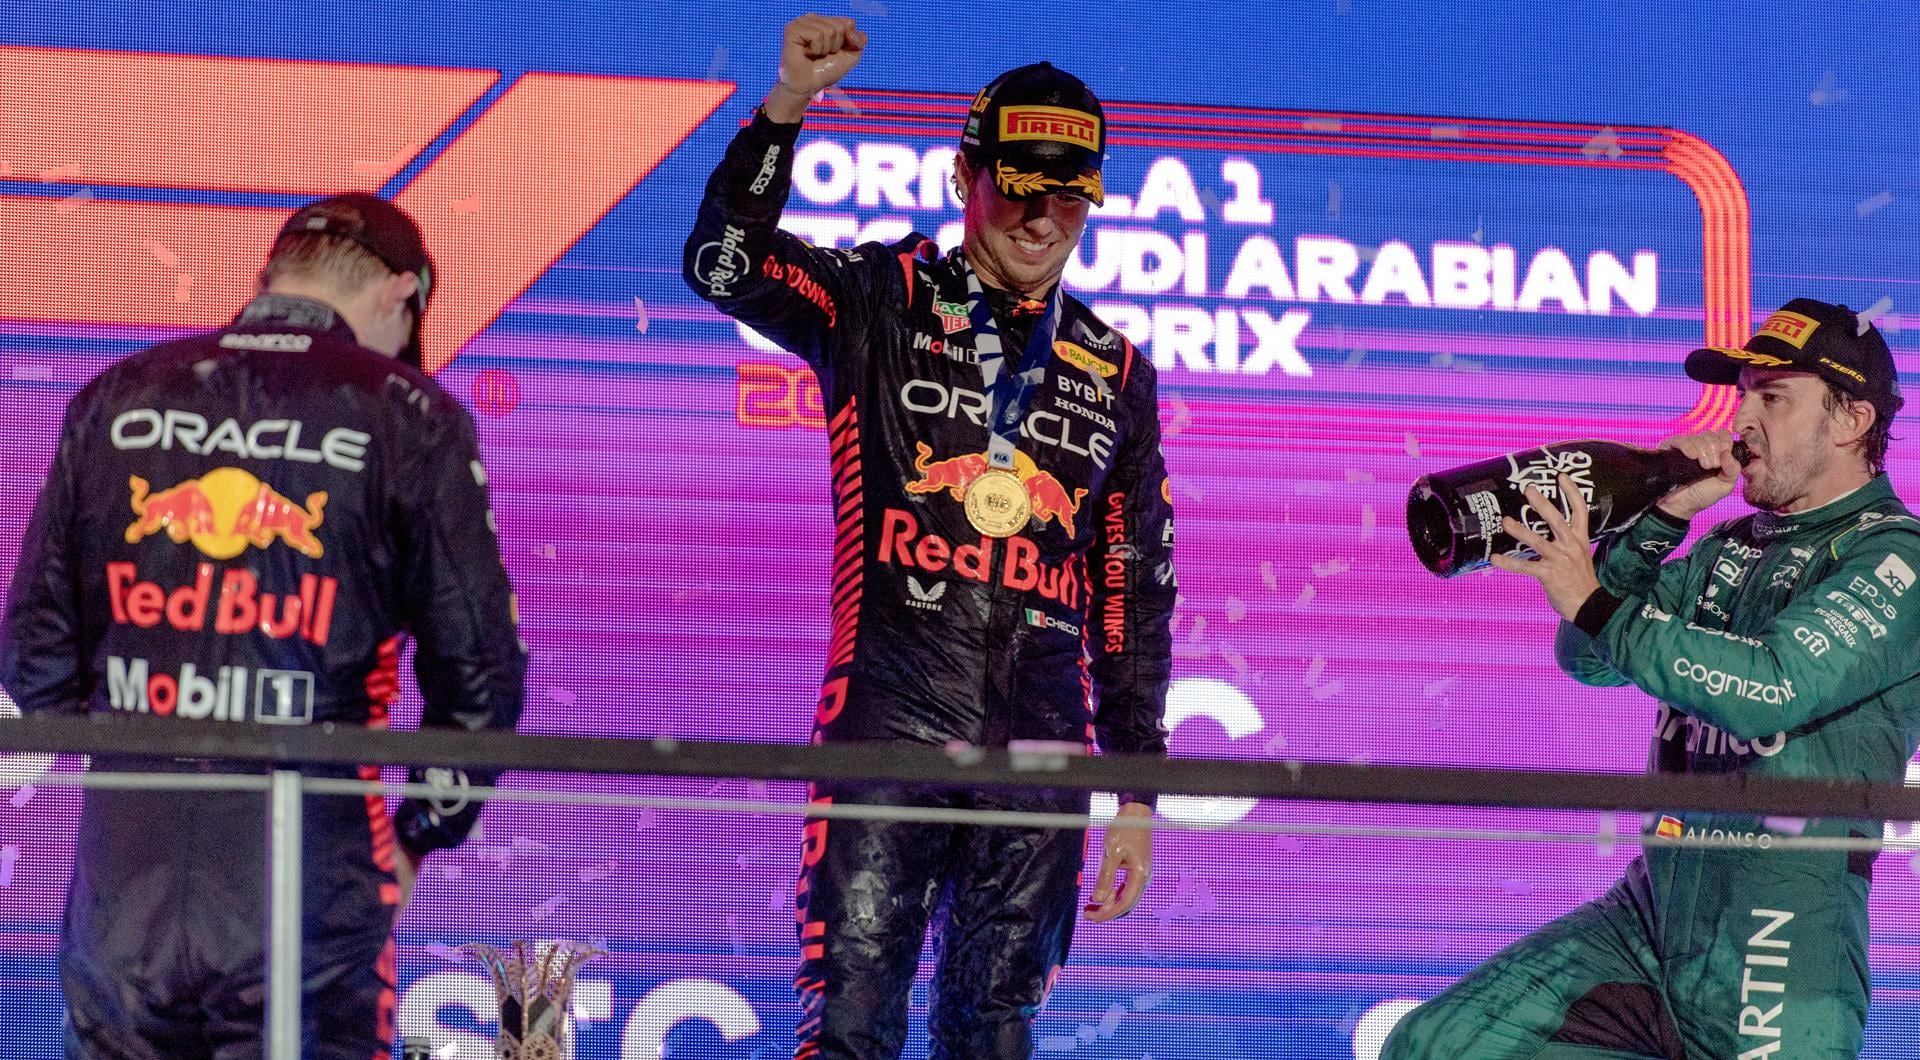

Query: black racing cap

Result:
[959,62,1106,206]
[1686,298,1903,419]
[276,193,435,367]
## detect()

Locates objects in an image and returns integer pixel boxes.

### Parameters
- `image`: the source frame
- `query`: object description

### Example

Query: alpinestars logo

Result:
[905,576,946,613]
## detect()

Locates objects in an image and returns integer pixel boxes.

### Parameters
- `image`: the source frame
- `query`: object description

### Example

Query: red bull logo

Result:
[107,561,338,647]
[904,442,1087,537]
[879,508,1086,609]
[126,467,326,559]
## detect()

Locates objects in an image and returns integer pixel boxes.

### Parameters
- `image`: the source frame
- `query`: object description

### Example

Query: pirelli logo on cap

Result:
[1655,815,1684,839]
[1000,106,1101,149]
[1758,309,1820,349]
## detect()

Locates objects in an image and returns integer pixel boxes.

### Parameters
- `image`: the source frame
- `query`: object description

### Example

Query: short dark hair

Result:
[260,232,392,293]
[1824,380,1895,473]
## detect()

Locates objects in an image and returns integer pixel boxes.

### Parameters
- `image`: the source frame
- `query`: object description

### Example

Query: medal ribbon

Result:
[963,255,1061,472]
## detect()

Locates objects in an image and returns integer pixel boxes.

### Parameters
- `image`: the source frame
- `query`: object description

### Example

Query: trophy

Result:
[462,940,605,1059]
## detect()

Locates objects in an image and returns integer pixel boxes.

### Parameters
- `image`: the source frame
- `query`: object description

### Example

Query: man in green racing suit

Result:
[1384,298,1920,1059]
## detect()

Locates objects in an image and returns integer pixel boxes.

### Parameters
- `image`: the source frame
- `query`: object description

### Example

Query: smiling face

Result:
[954,153,1091,298]
[1733,366,1875,511]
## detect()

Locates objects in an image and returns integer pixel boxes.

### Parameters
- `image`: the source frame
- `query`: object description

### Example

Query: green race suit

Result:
[1385,475,1920,1060]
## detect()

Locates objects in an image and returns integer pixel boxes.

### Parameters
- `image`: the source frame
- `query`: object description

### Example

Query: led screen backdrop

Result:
[3,2,1920,1057]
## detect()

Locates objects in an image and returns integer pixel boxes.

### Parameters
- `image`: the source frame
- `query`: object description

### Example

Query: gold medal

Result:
[964,468,1031,538]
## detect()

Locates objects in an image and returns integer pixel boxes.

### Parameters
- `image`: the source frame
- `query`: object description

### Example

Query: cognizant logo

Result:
[1671,657,1795,705]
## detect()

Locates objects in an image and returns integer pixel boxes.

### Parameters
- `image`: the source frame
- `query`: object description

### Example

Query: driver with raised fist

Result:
[684,14,1177,1060]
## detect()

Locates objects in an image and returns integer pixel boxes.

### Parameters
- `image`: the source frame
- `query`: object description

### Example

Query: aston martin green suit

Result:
[1386,476,1920,1059]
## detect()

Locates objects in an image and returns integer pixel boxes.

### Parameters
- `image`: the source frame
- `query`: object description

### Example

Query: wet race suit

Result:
[0,295,527,1059]
[686,111,1176,1059]
[1385,477,1920,1059]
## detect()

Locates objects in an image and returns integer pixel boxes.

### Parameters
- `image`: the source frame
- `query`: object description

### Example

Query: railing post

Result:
[267,768,303,1060]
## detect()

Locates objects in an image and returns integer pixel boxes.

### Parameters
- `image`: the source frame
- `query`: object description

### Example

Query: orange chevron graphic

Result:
[0,45,735,373]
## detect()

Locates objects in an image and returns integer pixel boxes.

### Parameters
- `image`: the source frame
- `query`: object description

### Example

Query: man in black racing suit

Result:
[685,15,1177,1060]
[1,193,527,1059]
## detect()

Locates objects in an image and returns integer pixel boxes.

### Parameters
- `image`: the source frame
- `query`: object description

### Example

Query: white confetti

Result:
[849,0,888,13]
[1809,70,1847,106]
[1430,351,1454,368]
[426,942,460,962]
[1360,504,1377,540]
[174,274,194,305]
[1596,812,1618,859]
[1221,644,1250,680]
[633,297,651,333]
[1259,561,1278,590]
[1311,558,1352,577]
[1325,179,1341,218]
[1187,615,1208,642]
[1858,296,1894,335]
[1225,596,1247,622]
[1167,391,1192,437]
[1500,878,1534,896]
[1198,187,1222,218]
[55,187,93,213]
[1263,731,1288,755]
[578,860,620,883]
[1131,991,1170,1012]
[1097,1002,1126,1037]
[1404,432,1423,459]
[7,785,32,808]
[1471,215,1485,243]
[546,686,578,707]
[1580,126,1622,160]
[437,1043,459,1060]
[144,240,181,268]
[822,86,860,115]
[1430,124,1462,140]
[1305,117,1342,133]
[1857,191,1894,217]
[1293,583,1316,610]
[532,543,557,560]
[1304,656,1327,686]
[1344,468,1374,484]
[351,143,418,179]
[705,46,730,81]
[0,844,17,887]
[40,163,79,183]
[1310,680,1343,701]
[527,894,570,921]
[1344,347,1366,368]
[1422,675,1460,699]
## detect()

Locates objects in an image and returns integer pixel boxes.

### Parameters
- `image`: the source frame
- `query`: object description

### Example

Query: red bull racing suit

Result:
[686,111,1176,1059]
[1384,477,1920,1059]
[1,294,527,1059]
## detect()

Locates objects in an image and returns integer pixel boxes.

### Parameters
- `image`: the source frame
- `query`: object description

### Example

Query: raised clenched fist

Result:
[778,14,866,99]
